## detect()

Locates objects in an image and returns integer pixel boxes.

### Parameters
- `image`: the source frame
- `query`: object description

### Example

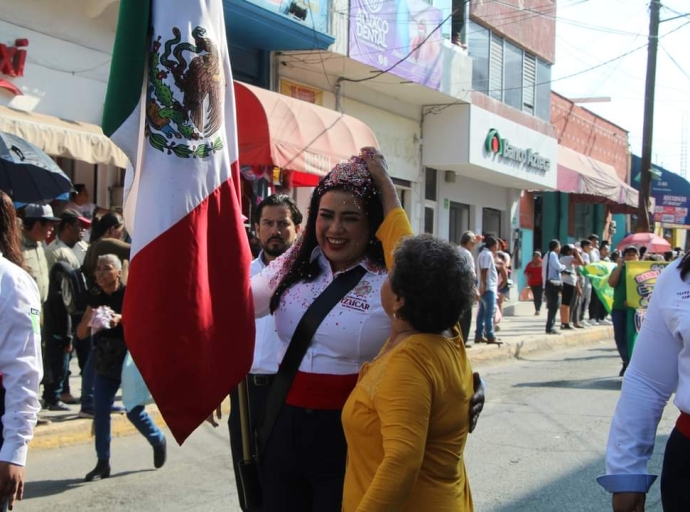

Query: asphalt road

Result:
[20,340,675,511]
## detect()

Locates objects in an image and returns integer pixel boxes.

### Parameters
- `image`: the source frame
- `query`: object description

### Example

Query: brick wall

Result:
[551,92,630,181]
[471,0,556,63]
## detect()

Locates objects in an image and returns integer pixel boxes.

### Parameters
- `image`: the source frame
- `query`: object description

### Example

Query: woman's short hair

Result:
[97,254,122,271]
[390,234,475,334]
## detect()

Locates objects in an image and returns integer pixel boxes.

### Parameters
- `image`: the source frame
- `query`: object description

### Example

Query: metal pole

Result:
[237,378,253,463]
[637,0,661,232]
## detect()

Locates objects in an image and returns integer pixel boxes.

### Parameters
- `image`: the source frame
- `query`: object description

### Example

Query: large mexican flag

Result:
[102,0,255,444]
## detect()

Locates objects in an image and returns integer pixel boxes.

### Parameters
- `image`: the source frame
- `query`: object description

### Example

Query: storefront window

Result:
[489,33,504,101]
[468,21,489,94]
[536,59,552,122]
[504,41,523,111]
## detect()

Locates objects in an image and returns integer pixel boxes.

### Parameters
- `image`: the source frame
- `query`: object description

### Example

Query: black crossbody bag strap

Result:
[546,251,550,283]
[258,265,367,455]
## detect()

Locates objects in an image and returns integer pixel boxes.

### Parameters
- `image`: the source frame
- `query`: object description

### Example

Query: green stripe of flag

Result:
[102,0,151,137]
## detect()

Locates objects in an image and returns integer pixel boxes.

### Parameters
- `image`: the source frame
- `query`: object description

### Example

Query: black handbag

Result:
[93,335,127,380]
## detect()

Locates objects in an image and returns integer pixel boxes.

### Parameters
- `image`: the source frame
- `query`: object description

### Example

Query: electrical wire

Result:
[659,43,690,84]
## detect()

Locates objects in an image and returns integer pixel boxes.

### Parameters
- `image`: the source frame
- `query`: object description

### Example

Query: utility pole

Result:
[637,0,661,232]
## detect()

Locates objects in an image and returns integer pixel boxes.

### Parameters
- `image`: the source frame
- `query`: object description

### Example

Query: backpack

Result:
[60,267,89,315]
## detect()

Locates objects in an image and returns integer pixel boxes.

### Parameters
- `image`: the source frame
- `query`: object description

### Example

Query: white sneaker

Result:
[601,318,612,325]
[581,320,591,327]
[590,319,600,325]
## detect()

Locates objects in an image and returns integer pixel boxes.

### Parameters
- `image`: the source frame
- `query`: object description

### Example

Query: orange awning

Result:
[234,82,378,187]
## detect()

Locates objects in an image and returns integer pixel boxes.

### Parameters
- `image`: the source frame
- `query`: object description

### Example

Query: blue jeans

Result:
[611,309,628,364]
[475,290,497,339]
[93,373,164,461]
[80,337,95,413]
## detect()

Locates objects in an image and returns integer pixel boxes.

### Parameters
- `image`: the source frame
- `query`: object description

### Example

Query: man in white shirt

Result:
[43,210,91,409]
[222,194,302,511]
[475,237,499,344]
[543,239,566,334]
[458,231,481,347]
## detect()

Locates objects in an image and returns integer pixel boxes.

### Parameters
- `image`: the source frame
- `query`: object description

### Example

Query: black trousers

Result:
[530,285,543,313]
[589,291,605,321]
[661,427,690,511]
[460,306,472,345]
[261,405,347,512]
[228,374,274,512]
[545,283,561,332]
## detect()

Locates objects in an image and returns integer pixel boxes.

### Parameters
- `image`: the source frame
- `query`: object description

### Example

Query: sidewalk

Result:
[32,301,613,451]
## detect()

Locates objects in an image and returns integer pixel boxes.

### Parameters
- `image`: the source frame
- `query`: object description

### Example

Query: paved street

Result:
[22,339,676,511]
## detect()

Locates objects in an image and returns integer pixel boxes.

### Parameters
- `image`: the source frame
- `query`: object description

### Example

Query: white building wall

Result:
[0,0,116,123]
[0,1,120,207]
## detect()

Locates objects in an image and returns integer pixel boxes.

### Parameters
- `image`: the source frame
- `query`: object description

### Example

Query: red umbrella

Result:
[616,232,671,253]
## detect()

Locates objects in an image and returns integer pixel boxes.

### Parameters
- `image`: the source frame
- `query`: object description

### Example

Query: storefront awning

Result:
[0,105,128,168]
[557,145,638,214]
[234,82,378,187]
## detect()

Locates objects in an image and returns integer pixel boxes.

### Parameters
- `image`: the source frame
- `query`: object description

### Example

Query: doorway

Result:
[534,193,543,253]
[482,207,502,239]
[449,202,471,244]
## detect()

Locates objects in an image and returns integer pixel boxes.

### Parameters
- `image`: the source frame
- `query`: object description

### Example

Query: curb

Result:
[31,399,230,451]
[31,328,613,451]
[466,326,614,365]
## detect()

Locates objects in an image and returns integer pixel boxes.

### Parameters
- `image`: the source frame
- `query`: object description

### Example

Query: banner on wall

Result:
[624,261,669,355]
[349,0,444,89]
[280,79,323,105]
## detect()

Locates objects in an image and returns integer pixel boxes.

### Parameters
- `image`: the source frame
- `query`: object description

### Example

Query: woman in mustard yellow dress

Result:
[342,204,476,511]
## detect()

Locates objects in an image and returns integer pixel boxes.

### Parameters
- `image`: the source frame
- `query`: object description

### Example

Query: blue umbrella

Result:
[0,131,73,203]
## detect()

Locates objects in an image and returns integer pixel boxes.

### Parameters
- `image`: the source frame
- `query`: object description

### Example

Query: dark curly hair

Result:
[269,159,385,313]
[390,234,475,334]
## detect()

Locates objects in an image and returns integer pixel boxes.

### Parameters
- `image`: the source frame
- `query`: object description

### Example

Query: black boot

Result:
[85,459,110,482]
[153,437,167,469]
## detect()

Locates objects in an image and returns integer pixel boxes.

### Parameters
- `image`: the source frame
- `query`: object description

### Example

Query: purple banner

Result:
[349,0,444,90]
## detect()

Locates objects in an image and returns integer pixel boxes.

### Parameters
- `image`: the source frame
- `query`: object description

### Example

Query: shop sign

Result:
[0,39,28,77]
[280,79,323,105]
[484,128,551,172]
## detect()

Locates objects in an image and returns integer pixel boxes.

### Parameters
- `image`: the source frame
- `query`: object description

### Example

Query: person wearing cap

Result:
[20,204,60,304]
[46,210,91,271]
[608,245,640,377]
[457,231,480,347]
[42,210,91,409]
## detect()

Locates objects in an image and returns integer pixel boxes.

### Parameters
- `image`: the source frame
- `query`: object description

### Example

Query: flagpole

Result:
[237,378,253,462]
